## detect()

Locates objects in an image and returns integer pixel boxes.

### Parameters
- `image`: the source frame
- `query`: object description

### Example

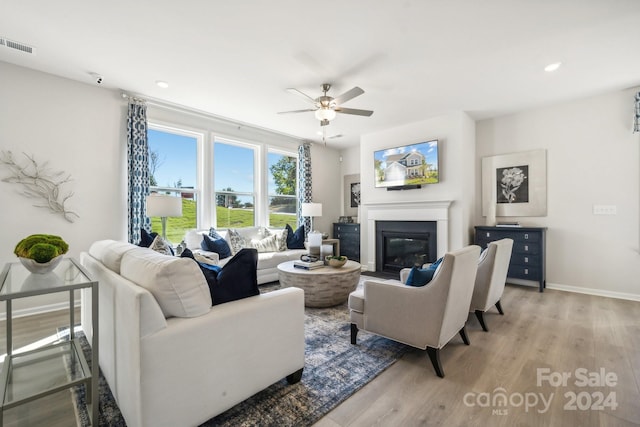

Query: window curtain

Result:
[127,100,150,244]
[297,142,312,236]
[634,92,640,133]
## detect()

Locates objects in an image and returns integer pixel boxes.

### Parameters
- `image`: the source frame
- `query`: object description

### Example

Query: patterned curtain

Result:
[634,92,640,133]
[127,100,150,244]
[297,142,312,236]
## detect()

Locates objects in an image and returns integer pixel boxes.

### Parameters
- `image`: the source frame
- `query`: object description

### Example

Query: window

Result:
[148,118,299,235]
[214,140,256,228]
[268,150,297,227]
[148,127,200,243]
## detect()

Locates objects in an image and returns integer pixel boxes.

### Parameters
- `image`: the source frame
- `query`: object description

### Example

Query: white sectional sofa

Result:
[185,227,308,284]
[80,239,305,427]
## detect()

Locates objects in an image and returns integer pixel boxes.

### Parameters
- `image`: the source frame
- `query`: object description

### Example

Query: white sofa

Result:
[80,239,305,427]
[185,227,309,284]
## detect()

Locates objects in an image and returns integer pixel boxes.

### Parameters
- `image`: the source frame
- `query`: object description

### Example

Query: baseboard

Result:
[546,282,640,302]
[0,301,80,322]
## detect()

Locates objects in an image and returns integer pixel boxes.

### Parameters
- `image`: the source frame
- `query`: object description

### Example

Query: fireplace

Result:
[375,221,437,274]
[363,199,451,273]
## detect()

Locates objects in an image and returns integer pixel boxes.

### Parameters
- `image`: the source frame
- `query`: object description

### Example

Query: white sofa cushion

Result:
[88,239,138,274]
[120,247,212,318]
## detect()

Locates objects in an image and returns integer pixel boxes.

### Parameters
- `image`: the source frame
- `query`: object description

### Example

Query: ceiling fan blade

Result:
[286,88,317,105]
[277,109,317,114]
[334,107,374,117]
[333,87,364,105]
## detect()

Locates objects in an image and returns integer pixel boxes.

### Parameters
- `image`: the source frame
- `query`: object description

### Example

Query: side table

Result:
[0,258,99,425]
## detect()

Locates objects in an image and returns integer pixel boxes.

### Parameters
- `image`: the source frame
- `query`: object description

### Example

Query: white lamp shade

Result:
[146,194,183,217]
[301,202,322,217]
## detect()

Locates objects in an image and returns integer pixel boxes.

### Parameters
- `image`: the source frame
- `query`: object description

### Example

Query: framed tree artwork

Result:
[482,149,547,217]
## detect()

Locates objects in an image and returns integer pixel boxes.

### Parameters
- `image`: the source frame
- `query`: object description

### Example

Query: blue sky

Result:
[148,129,290,193]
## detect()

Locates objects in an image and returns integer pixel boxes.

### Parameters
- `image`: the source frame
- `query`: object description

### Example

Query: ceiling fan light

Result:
[315,108,336,121]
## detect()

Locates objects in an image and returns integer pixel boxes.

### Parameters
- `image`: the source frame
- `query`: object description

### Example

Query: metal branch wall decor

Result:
[0,150,79,222]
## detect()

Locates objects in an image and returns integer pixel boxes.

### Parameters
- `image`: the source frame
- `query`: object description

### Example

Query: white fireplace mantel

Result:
[361,200,452,272]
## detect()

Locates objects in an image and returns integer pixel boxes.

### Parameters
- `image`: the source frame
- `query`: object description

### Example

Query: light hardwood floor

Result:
[2,286,639,426]
[314,284,640,427]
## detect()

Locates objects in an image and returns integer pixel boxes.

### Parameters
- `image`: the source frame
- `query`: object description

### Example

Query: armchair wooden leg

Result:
[350,323,358,345]
[475,310,489,332]
[459,326,471,345]
[426,347,444,378]
[495,299,504,315]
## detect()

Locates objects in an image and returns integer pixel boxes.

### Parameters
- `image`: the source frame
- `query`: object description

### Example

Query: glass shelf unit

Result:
[0,258,99,426]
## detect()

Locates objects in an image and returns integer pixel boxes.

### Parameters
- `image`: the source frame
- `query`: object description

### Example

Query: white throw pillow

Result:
[120,248,212,318]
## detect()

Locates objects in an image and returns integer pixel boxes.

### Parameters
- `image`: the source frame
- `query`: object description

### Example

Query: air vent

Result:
[0,37,36,55]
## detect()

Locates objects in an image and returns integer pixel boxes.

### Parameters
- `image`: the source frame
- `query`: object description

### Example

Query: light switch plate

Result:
[593,205,617,215]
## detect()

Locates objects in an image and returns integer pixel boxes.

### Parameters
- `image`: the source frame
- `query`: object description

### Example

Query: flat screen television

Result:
[374,140,439,189]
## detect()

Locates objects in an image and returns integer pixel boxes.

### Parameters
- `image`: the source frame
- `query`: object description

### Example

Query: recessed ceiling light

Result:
[156,80,169,88]
[544,62,561,72]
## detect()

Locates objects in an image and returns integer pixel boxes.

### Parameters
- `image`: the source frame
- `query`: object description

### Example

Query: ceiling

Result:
[2,0,640,147]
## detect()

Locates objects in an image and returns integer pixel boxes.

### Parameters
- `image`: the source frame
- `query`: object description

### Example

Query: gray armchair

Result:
[348,245,481,378]
[469,238,513,331]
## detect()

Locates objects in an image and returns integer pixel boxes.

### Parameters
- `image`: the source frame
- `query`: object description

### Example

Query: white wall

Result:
[0,61,126,316]
[476,88,640,299]
[359,111,476,268]
[310,143,341,235]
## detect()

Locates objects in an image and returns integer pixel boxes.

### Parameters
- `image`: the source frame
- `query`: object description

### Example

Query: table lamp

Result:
[146,194,183,241]
[301,202,322,233]
[301,202,323,257]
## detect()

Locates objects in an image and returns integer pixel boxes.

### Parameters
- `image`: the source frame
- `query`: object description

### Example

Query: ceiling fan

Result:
[278,83,373,126]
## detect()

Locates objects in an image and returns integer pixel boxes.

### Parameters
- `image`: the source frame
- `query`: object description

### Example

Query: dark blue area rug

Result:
[73,286,409,426]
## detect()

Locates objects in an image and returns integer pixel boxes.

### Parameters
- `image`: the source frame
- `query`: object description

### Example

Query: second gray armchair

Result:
[469,238,514,332]
[348,245,481,378]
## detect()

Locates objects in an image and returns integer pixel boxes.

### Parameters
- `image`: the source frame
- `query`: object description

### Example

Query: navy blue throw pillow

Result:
[181,248,259,306]
[213,248,259,305]
[201,233,232,259]
[139,228,158,247]
[285,224,306,249]
[405,267,436,287]
[405,257,444,287]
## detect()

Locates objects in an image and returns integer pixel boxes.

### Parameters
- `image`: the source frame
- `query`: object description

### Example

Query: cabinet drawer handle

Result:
[524,245,529,251]
[524,268,529,275]
[524,257,529,263]
[486,232,491,237]
[524,233,529,239]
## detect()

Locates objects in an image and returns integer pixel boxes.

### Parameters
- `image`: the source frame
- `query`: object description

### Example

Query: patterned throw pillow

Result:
[209,227,224,240]
[275,227,288,251]
[250,234,280,253]
[149,235,173,256]
[257,226,272,239]
[227,229,247,254]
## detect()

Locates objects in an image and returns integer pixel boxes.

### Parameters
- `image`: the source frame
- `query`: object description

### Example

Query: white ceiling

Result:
[2,0,640,147]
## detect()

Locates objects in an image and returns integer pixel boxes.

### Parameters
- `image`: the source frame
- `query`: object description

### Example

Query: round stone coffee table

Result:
[277,260,361,307]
